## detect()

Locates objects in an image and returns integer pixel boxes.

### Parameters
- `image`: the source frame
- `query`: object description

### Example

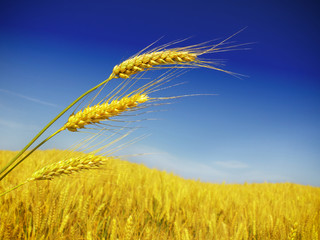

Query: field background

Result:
[1,150,319,239]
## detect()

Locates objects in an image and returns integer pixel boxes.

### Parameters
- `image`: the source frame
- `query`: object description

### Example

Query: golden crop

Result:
[1,150,319,240]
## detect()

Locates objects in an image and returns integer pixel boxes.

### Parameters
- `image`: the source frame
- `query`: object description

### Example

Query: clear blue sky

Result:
[0,0,319,186]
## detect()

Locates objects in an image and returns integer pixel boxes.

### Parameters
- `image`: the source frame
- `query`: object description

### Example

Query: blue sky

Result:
[0,0,319,186]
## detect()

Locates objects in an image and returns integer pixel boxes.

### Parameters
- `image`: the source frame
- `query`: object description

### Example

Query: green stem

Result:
[0,76,113,181]
[0,180,28,197]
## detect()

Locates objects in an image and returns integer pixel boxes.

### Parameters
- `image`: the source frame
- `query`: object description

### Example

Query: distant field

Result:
[0,150,319,239]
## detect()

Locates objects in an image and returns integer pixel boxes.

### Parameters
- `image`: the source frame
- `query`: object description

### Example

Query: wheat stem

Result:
[0,181,28,197]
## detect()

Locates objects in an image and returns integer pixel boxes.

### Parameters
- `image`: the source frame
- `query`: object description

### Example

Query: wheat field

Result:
[0,150,319,240]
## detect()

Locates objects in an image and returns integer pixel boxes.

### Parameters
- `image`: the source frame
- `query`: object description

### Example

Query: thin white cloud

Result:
[120,145,235,182]
[0,118,39,130]
[214,160,249,169]
[119,144,290,184]
[0,88,58,108]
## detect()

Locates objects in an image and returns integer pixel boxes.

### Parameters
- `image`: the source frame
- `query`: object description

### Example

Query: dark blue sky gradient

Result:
[0,0,319,185]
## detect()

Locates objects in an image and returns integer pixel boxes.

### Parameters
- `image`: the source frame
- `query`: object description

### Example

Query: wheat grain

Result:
[111,50,197,79]
[58,214,70,233]
[124,215,134,240]
[109,218,117,240]
[174,221,181,240]
[61,93,149,132]
[288,222,298,240]
[28,154,109,181]
[182,228,190,240]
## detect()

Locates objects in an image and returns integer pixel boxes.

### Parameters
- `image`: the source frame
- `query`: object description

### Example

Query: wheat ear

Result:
[28,154,108,181]
[110,32,245,79]
[0,154,110,196]
[61,93,149,132]
[111,50,197,79]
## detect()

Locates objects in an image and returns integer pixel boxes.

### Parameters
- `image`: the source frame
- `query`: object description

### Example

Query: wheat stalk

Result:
[61,93,149,132]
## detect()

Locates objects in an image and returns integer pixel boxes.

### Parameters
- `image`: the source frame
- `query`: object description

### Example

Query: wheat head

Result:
[28,154,109,181]
[110,35,243,79]
[111,50,197,79]
[61,93,149,132]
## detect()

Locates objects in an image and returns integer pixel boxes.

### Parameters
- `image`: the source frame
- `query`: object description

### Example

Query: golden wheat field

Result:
[0,150,319,240]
